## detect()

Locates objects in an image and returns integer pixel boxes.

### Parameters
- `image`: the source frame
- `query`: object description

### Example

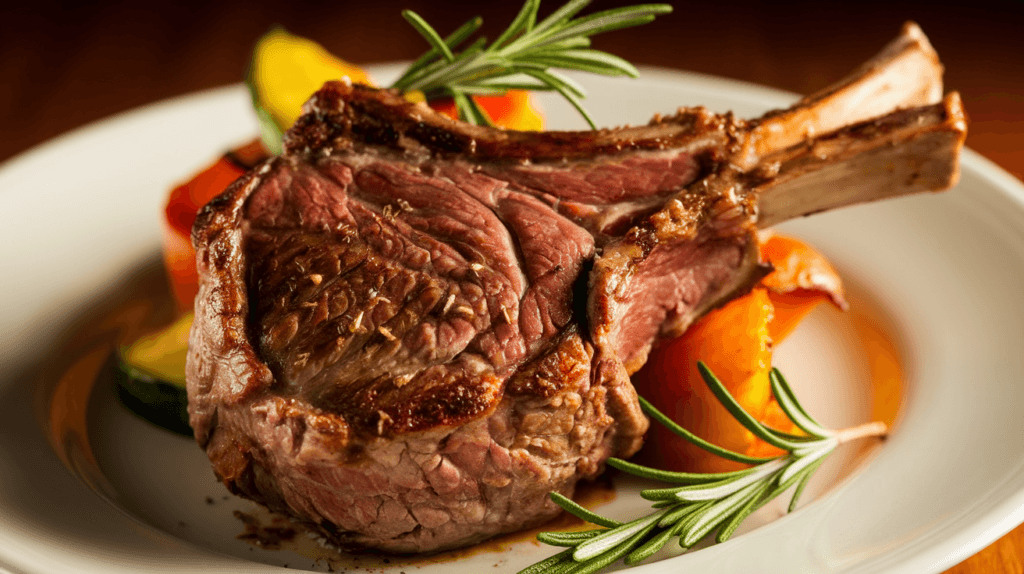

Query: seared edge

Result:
[286,79,737,162]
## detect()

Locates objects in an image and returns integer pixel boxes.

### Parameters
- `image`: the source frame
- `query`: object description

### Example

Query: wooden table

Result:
[3,1,1022,572]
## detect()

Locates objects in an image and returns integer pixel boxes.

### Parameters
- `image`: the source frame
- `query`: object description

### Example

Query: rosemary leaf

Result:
[394,16,483,88]
[464,91,495,125]
[550,492,622,528]
[450,90,489,126]
[624,527,675,565]
[522,69,596,128]
[521,37,593,53]
[681,479,768,547]
[716,477,774,543]
[671,457,788,502]
[528,68,587,97]
[658,501,707,527]
[573,510,666,561]
[697,362,808,451]
[671,501,710,542]
[527,57,618,76]
[565,522,659,574]
[607,456,758,484]
[537,529,605,546]
[520,0,593,44]
[409,51,488,97]
[780,443,834,484]
[639,396,776,464]
[523,49,640,77]
[746,454,831,518]
[516,548,575,574]
[546,560,584,574]
[788,456,828,512]
[639,486,687,502]
[401,10,456,63]
[533,6,672,48]
[460,81,551,94]
[768,427,829,443]
[493,0,542,48]
[770,368,833,438]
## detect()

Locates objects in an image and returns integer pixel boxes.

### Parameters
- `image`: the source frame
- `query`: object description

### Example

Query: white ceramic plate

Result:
[2,64,1024,574]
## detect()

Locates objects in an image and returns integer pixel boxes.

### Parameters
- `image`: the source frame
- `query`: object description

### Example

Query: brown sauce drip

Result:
[234,510,299,551]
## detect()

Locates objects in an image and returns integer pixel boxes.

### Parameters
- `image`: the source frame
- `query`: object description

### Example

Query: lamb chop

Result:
[186,22,965,553]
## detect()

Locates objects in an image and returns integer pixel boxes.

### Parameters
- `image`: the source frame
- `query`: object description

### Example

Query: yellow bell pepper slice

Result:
[249,27,374,133]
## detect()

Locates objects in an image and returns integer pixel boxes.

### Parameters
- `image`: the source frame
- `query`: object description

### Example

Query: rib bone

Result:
[757,92,967,227]
[739,21,945,169]
[594,44,965,368]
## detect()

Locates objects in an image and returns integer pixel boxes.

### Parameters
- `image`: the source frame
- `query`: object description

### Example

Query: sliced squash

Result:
[113,313,193,436]
[248,27,374,152]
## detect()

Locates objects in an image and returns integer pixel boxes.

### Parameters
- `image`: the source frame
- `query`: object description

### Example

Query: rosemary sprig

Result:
[390,0,673,128]
[519,362,888,574]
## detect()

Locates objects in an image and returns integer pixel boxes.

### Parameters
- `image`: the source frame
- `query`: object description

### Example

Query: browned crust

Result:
[285,80,738,162]
[189,163,500,443]
[505,326,593,398]
[191,69,965,446]
[190,82,741,445]
[314,368,506,438]
[587,181,764,374]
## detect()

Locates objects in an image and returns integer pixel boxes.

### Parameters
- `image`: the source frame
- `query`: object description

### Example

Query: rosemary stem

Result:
[394,0,671,126]
[527,362,886,574]
[834,421,888,445]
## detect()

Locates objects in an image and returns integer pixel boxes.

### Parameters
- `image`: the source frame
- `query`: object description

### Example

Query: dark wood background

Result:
[3,1,1023,572]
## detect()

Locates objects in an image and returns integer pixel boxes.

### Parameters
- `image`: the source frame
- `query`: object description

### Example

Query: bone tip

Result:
[944,91,964,111]
[943,91,969,137]
[901,21,925,40]
[900,21,937,57]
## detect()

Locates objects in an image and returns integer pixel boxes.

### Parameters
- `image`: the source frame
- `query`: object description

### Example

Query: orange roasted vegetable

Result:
[632,234,846,472]
[425,90,545,131]
[633,288,780,473]
[162,139,268,313]
[759,232,847,341]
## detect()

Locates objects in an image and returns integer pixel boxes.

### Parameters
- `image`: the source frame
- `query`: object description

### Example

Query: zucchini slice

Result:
[113,313,193,436]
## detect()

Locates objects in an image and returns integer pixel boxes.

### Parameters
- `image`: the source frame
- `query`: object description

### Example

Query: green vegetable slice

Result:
[113,313,193,436]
